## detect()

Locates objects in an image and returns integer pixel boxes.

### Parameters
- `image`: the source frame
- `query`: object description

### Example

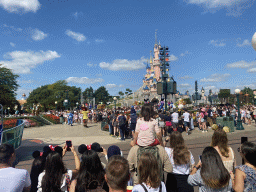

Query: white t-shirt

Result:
[37,169,72,192]
[171,113,179,123]
[182,112,190,122]
[0,167,31,192]
[132,181,166,192]
[165,147,195,175]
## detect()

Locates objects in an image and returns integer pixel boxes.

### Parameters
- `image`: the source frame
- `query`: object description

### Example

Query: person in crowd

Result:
[182,109,190,135]
[0,144,31,192]
[132,152,167,192]
[231,106,237,127]
[130,103,163,147]
[105,156,130,192]
[207,106,213,128]
[164,132,195,192]
[189,112,195,131]
[118,112,127,141]
[211,129,236,173]
[109,111,115,137]
[37,145,80,192]
[188,146,232,191]
[68,111,74,126]
[70,150,108,192]
[129,108,137,139]
[232,142,256,192]
[113,112,120,138]
[165,112,172,137]
[127,141,173,185]
[81,107,89,128]
[30,153,46,192]
[200,109,207,133]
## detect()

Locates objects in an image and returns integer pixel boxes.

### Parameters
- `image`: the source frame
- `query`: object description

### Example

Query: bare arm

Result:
[71,146,80,178]
[130,131,139,147]
[190,161,201,175]
[69,179,77,192]
[232,169,245,192]
[156,132,163,146]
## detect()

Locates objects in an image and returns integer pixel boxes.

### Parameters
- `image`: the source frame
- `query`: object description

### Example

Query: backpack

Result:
[136,146,163,181]
[131,115,137,124]
[119,116,126,126]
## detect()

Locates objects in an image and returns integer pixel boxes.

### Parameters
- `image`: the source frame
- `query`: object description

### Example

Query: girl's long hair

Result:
[211,129,229,157]
[30,156,45,192]
[141,104,155,121]
[169,132,190,165]
[42,152,67,192]
[138,152,161,188]
[75,150,105,192]
[201,147,230,189]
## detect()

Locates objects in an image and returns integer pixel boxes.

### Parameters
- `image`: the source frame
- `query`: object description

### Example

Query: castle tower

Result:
[153,30,161,81]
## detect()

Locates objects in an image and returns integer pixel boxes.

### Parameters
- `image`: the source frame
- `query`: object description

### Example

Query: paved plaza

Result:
[16,122,256,172]
[13,122,256,192]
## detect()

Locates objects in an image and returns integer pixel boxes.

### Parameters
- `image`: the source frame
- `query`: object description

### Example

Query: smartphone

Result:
[199,155,202,162]
[66,140,72,151]
[241,137,248,144]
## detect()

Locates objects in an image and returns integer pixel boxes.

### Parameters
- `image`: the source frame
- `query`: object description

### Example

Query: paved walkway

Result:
[14,122,256,192]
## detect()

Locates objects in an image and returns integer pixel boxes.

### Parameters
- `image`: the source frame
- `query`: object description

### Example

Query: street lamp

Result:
[113,97,117,112]
[235,89,244,130]
[64,99,68,110]
[55,101,58,111]
[76,102,79,110]
[253,91,256,105]
[7,107,10,116]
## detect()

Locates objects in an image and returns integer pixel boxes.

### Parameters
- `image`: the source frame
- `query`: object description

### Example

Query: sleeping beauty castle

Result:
[142,32,176,103]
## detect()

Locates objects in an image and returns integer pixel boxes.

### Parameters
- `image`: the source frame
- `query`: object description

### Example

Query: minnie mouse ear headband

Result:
[32,145,63,158]
[78,142,103,154]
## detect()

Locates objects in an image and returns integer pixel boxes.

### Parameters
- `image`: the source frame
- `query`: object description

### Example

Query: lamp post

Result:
[55,101,58,111]
[64,99,68,110]
[76,102,79,110]
[7,107,10,116]
[235,89,244,130]
[253,91,256,105]
[113,97,117,112]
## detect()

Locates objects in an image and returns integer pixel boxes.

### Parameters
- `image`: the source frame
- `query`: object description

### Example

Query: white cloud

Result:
[65,30,86,42]
[0,0,41,13]
[66,77,104,84]
[247,68,256,73]
[10,42,15,47]
[31,29,48,41]
[209,40,226,47]
[3,24,22,31]
[237,39,251,47]
[180,51,189,57]
[200,73,230,82]
[119,84,124,87]
[169,54,178,61]
[1,50,61,74]
[99,57,147,71]
[186,0,251,16]
[179,83,191,87]
[105,84,117,89]
[95,39,104,43]
[87,62,97,67]
[226,60,256,68]
[179,75,193,80]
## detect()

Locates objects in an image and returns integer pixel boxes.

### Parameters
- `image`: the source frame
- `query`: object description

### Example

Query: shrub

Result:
[43,114,60,124]
[3,119,18,129]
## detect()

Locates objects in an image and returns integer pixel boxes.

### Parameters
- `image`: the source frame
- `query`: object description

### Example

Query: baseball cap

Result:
[107,145,121,159]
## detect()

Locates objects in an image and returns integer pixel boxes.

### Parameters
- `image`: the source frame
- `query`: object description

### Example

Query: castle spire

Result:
[155,29,158,45]
[150,50,153,64]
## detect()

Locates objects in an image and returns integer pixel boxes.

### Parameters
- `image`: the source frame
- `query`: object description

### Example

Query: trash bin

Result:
[228,117,235,132]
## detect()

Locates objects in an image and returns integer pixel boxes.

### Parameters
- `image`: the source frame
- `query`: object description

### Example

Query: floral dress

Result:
[236,165,256,192]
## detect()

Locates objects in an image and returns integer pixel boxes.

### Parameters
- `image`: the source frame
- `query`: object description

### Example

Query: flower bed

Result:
[43,114,60,124]
[3,119,18,129]
[23,119,38,128]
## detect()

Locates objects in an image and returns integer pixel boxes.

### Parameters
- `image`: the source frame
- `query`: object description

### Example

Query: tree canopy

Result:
[94,86,110,104]
[0,65,19,109]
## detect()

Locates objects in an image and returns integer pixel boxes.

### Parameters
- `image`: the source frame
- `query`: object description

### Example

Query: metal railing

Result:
[1,119,25,149]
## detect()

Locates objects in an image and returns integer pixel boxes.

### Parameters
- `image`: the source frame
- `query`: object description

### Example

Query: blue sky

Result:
[1,0,256,100]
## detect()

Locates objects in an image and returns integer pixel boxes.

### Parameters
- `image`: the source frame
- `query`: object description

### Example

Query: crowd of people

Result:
[0,103,256,192]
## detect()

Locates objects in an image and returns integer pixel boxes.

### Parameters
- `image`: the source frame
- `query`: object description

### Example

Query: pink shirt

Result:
[135,118,160,147]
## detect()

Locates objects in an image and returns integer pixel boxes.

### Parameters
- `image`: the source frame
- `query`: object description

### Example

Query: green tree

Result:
[241,87,253,104]
[83,87,94,104]
[0,65,19,109]
[125,88,132,97]
[26,80,81,111]
[183,98,192,104]
[218,89,230,104]
[94,86,110,104]
[118,91,124,98]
